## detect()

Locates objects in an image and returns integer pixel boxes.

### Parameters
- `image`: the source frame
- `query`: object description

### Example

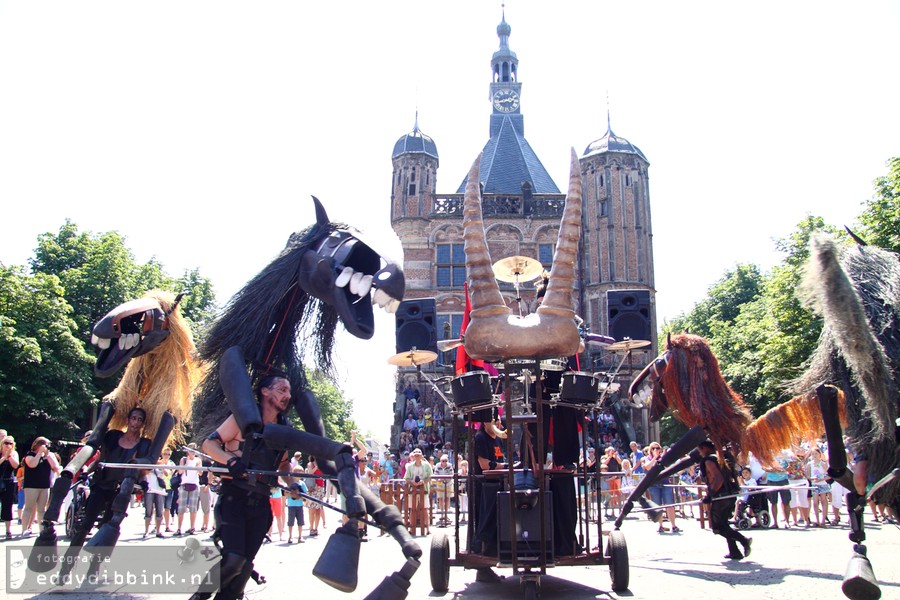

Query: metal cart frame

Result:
[425,360,630,599]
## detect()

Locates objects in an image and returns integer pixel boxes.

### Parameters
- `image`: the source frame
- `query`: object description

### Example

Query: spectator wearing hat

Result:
[21,437,60,536]
[404,448,432,535]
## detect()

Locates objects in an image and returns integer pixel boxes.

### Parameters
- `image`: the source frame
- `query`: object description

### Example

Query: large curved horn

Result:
[463,153,509,320]
[538,148,581,319]
[459,150,583,362]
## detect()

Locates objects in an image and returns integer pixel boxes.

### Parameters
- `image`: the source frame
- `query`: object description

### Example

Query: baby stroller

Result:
[735,488,770,529]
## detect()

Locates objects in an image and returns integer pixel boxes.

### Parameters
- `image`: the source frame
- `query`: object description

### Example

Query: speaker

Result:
[607,290,652,342]
[395,299,438,354]
[497,491,553,562]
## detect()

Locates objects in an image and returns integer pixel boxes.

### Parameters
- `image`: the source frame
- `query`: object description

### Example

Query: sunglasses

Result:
[2,441,13,446]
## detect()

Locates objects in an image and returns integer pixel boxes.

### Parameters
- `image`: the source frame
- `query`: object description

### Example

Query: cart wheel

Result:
[758,511,771,528]
[522,579,539,600]
[430,533,450,592]
[607,530,629,592]
[64,503,74,539]
[736,517,751,530]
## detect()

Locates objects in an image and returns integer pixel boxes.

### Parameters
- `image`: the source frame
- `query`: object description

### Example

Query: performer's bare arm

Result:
[202,415,243,467]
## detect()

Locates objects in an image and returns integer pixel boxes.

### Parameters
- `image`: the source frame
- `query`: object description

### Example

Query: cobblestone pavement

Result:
[1,506,897,599]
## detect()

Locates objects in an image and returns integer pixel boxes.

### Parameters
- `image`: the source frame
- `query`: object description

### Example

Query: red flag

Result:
[455,282,485,375]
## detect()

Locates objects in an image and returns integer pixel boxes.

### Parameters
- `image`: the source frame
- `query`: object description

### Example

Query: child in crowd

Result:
[286,469,307,544]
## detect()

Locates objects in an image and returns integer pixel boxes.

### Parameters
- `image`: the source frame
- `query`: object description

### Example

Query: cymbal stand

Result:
[415,367,456,413]
[599,350,633,408]
[512,272,526,316]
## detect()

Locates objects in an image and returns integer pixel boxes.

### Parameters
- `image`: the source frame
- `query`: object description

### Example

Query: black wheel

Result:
[758,511,771,528]
[607,530,629,592]
[66,491,87,539]
[64,503,75,538]
[522,579,539,600]
[430,532,450,593]
[736,517,751,530]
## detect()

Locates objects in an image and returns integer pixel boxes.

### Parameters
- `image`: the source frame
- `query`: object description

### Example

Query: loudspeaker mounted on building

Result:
[395,298,438,355]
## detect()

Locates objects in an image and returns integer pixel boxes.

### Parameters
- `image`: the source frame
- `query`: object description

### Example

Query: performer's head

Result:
[256,373,292,415]
[126,407,147,434]
[410,448,424,465]
[531,271,550,313]
[697,440,716,457]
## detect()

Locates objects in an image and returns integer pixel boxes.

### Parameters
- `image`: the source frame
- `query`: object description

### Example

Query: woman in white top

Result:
[805,447,830,526]
[177,446,203,535]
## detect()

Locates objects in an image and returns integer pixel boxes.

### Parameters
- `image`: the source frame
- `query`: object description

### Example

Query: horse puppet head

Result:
[192,197,405,439]
[460,149,583,362]
[629,332,753,451]
[91,289,199,443]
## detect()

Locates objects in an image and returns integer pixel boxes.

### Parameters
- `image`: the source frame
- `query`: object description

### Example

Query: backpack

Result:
[720,451,741,496]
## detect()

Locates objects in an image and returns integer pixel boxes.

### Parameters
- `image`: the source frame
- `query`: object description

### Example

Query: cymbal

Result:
[387,349,439,367]
[606,338,652,352]
[491,256,544,283]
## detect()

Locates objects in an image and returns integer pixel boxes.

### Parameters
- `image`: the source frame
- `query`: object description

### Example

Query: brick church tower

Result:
[390,12,657,443]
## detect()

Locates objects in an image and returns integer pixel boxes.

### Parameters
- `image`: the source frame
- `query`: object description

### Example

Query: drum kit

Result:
[387,254,653,414]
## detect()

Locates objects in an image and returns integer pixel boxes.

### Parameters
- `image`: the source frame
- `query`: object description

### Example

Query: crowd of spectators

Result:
[398,381,448,458]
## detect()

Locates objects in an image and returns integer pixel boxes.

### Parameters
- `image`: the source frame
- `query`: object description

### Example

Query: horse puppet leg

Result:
[614,426,707,529]
[30,401,116,573]
[817,384,881,600]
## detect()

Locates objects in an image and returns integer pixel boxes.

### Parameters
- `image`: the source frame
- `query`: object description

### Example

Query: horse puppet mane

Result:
[654,333,753,451]
[104,289,200,445]
[192,222,342,441]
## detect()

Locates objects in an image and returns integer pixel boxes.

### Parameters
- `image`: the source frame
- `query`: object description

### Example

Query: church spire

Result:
[492,7,517,84]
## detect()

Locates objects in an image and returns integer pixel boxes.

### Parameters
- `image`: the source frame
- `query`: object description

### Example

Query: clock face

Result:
[492,89,520,113]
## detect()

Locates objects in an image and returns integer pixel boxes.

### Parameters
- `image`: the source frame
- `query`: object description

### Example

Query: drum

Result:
[539,358,567,372]
[560,371,601,404]
[451,372,493,419]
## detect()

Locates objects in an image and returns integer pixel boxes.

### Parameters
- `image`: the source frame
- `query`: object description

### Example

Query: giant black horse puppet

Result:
[189,197,419,600]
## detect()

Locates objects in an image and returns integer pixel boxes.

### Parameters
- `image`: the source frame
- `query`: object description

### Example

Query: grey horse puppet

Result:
[188,197,421,600]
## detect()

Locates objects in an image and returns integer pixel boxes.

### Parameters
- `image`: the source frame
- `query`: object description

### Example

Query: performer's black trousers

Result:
[67,486,117,549]
[216,483,273,561]
[473,480,499,555]
[709,498,748,556]
[550,474,578,556]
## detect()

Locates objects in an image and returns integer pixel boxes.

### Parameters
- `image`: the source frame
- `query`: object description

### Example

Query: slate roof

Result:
[456,115,559,194]
[392,124,439,162]
[583,127,648,163]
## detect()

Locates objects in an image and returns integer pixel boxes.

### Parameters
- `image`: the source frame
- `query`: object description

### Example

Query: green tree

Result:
[662,263,763,340]
[660,217,830,417]
[856,156,900,252]
[0,266,95,443]
[299,370,357,443]
[10,221,218,437]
